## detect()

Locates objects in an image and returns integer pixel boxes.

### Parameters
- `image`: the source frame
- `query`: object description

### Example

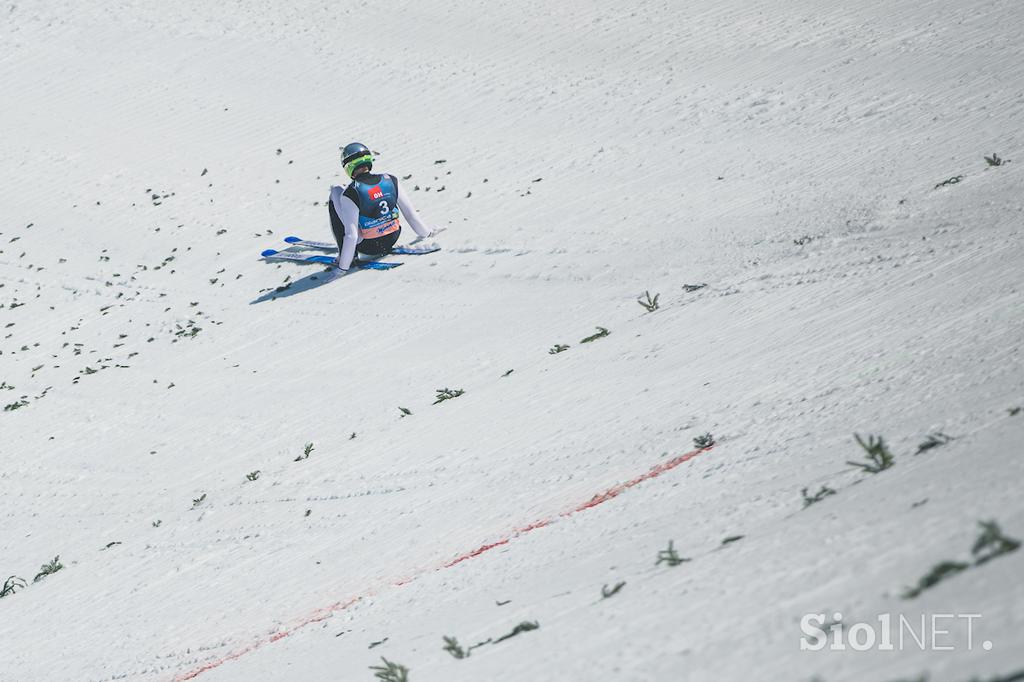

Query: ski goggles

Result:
[344,153,373,177]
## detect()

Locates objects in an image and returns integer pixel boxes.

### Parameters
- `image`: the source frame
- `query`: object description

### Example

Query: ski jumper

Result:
[327,172,431,271]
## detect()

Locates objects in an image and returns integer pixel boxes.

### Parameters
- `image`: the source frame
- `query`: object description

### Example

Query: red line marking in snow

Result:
[442,538,511,569]
[572,447,705,514]
[172,446,712,680]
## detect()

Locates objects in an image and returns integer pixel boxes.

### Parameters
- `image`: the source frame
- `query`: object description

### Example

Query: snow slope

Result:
[1,0,1023,680]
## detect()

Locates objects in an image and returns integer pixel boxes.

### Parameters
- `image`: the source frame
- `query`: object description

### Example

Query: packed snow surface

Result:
[1,1,1023,680]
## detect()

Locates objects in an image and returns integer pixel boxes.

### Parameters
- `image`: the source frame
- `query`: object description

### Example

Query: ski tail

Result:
[283,236,337,250]
[357,261,403,270]
[262,249,335,264]
[391,244,441,255]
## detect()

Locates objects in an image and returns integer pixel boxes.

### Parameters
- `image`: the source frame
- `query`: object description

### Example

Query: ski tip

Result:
[283,236,302,243]
[260,249,279,257]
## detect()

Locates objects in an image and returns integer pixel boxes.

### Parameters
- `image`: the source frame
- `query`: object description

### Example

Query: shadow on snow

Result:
[250,265,343,304]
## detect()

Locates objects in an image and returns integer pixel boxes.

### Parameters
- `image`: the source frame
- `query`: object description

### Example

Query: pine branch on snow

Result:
[369,657,409,682]
[294,442,314,461]
[433,388,464,404]
[33,556,63,583]
[693,432,715,449]
[802,485,837,508]
[972,520,1021,566]
[493,620,539,643]
[1,575,26,598]
[915,432,953,455]
[637,291,660,312]
[656,540,689,567]
[847,434,894,473]
[984,152,1009,167]
[602,581,626,599]
[443,635,468,659]
[902,560,970,599]
[902,520,1020,599]
[580,326,610,343]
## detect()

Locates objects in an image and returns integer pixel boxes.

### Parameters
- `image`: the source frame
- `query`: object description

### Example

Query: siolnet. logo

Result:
[800,612,992,652]
[368,186,384,201]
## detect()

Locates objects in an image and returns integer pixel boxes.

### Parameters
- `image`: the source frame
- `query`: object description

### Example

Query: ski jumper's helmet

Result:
[342,142,373,177]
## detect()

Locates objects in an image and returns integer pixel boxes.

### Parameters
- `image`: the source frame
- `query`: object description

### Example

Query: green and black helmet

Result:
[341,142,373,177]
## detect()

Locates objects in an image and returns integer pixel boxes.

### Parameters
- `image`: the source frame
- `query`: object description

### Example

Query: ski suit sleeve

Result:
[396,182,432,238]
[330,186,361,271]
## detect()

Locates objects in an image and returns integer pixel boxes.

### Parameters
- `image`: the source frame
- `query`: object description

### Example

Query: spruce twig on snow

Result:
[4,399,29,411]
[580,326,610,343]
[971,520,1021,566]
[693,432,715,449]
[294,442,314,461]
[493,620,540,643]
[443,633,494,659]
[1,575,26,598]
[433,388,464,404]
[933,175,964,189]
[902,520,1020,598]
[801,485,837,508]
[915,432,953,454]
[443,635,468,659]
[847,434,894,473]
[984,152,1008,167]
[656,540,689,567]
[602,581,626,599]
[637,291,660,312]
[369,657,409,682]
[33,556,63,583]
[902,560,970,599]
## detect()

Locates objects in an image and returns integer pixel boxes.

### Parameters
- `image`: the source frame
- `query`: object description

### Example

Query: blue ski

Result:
[283,236,440,255]
[261,249,402,270]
